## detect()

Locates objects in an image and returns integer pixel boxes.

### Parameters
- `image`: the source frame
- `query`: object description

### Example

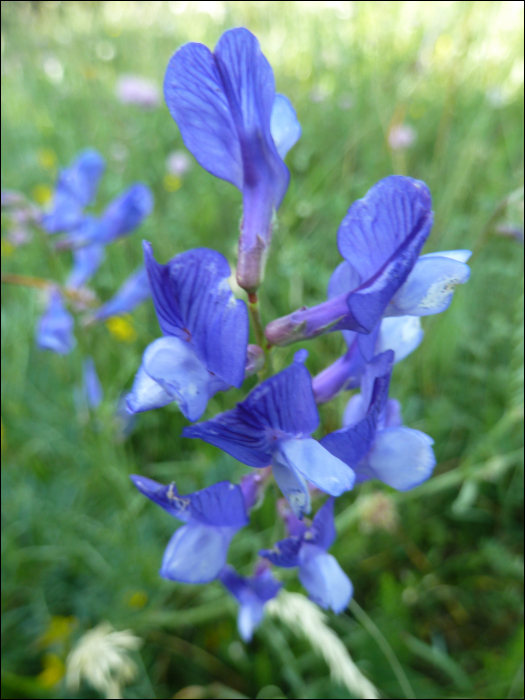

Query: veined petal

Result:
[386,254,471,317]
[160,522,236,584]
[95,184,153,244]
[83,357,103,408]
[270,93,301,159]
[358,427,436,490]
[360,350,394,414]
[36,288,76,355]
[376,316,423,362]
[327,260,361,299]
[126,363,175,414]
[188,480,249,528]
[91,266,150,322]
[259,536,302,568]
[66,243,105,290]
[307,497,336,551]
[144,243,249,388]
[129,475,193,522]
[272,451,311,519]
[142,336,223,422]
[277,438,355,497]
[298,546,353,613]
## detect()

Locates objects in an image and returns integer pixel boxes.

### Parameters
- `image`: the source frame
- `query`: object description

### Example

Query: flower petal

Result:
[307,497,336,551]
[311,342,364,404]
[188,480,249,528]
[271,452,311,519]
[298,546,353,613]
[423,249,472,263]
[66,243,105,290]
[144,243,249,388]
[270,93,301,159]
[277,438,355,497]
[237,597,265,642]
[386,254,471,317]
[259,536,302,568]
[126,363,175,414]
[160,522,236,583]
[91,267,151,322]
[358,427,436,490]
[384,398,403,428]
[36,288,76,354]
[129,475,192,521]
[96,184,153,244]
[142,336,224,422]
[376,315,423,362]
[83,357,103,408]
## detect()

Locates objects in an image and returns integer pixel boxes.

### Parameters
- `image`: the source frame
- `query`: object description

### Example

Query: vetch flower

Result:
[41,149,105,233]
[83,357,103,409]
[320,353,436,491]
[130,476,249,583]
[260,498,353,613]
[88,266,151,323]
[36,288,76,355]
[65,241,106,290]
[265,176,434,345]
[219,562,282,642]
[164,27,301,292]
[183,351,354,519]
[126,242,249,421]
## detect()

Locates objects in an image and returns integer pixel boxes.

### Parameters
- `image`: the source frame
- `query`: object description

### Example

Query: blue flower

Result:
[164,27,301,292]
[65,241,106,290]
[183,352,354,519]
[130,476,249,584]
[126,242,249,422]
[36,287,76,355]
[41,149,105,233]
[320,353,436,491]
[219,562,282,642]
[89,266,151,323]
[265,176,436,345]
[260,498,353,613]
[83,357,103,409]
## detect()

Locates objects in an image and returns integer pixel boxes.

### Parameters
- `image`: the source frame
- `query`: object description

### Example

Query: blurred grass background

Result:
[1,1,523,698]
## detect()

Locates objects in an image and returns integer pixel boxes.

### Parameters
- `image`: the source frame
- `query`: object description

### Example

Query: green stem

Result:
[248,292,273,379]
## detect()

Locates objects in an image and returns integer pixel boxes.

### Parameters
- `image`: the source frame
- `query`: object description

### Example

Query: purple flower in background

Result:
[183,352,354,519]
[89,266,151,323]
[58,184,153,249]
[265,176,435,345]
[166,150,192,177]
[164,27,301,292]
[36,287,76,354]
[116,75,161,109]
[40,149,105,233]
[219,562,282,642]
[130,476,249,583]
[83,357,103,409]
[260,498,353,613]
[65,241,106,290]
[320,353,435,491]
[388,123,417,151]
[126,242,249,421]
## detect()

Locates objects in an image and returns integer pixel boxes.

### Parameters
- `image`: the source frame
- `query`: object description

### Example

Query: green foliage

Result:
[1,1,523,698]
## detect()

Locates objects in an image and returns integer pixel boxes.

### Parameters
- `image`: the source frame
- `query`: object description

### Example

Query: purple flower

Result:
[388,123,417,151]
[83,357,103,409]
[36,287,76,354]
[89,266,151,323]
[58,184,153,249]
[219,562,282,641]
[164,28,301,292]
[265,176,435,345]
[320,354,436,491]
[260,498,352,613]
[130,476,249,584]
[65,240,106,290]
[183,352,354,519]
[126,242,249,422]
[116,75,160,109]
[40,150,105,233]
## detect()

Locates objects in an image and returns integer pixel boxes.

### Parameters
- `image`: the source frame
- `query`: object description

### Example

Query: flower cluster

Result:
[125,28,471,643]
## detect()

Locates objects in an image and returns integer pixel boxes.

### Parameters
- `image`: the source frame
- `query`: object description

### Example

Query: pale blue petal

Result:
[376,316,424,363]
[238,596,265,642]
[271,450,311,519]
[126,363,174,413]
[270,93,301,159]
[277,437,355,497]
[160,523,236,584]
[387,255,471,317]
[362,426,436,490]
[298,546,353,613]
[342,394,366,428]
[423,249,472,263]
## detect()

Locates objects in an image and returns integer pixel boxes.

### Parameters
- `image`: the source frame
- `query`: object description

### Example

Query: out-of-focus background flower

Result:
[1,2,523,698]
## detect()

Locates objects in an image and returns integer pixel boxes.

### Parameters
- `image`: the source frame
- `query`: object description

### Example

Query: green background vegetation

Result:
[1,1,523,698]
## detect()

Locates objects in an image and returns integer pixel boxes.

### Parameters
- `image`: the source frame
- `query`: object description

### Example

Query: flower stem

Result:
[247,292,273,379]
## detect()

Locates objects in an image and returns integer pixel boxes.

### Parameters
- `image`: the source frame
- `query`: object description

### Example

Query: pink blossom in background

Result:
[116,75,160,109]
[388,123,417,150]
[7,227,33,247]
[166,150,192,176]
